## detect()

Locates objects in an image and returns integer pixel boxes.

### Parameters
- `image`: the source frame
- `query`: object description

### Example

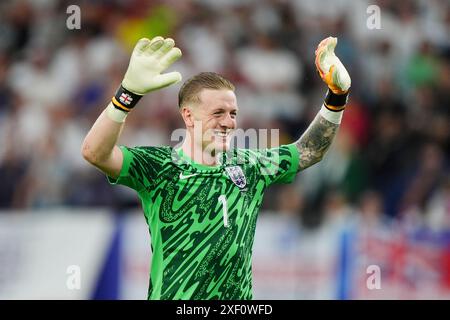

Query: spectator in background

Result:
[357,190,390,231]
[399,142,446,218]
[426,174,450,232]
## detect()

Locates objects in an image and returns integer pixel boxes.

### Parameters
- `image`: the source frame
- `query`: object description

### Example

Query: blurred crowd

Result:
[0,0,449,230]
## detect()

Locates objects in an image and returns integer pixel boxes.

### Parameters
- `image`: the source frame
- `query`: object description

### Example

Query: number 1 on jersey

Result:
[218,195,229,228]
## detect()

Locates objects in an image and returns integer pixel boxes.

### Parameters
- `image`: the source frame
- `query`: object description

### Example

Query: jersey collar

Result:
[174,148,225,171]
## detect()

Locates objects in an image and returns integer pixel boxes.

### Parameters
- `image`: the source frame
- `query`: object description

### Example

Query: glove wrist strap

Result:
[324,89,349,112]
[111,85,143,112]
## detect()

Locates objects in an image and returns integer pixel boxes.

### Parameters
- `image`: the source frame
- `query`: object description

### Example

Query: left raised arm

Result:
[296,36,351,172]
[295,112,339,171]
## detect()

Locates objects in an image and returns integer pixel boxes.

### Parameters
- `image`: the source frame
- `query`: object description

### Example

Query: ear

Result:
[180,106,194,128]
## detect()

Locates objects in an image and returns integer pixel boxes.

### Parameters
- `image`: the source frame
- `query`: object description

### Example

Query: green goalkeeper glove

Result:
[111,36,182,112]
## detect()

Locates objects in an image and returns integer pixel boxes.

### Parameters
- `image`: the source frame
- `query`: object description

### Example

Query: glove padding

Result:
[122,36,182,95]
[315,37,351,94]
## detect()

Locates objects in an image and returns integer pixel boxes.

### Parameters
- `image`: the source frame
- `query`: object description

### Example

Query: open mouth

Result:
[214,130,232,138]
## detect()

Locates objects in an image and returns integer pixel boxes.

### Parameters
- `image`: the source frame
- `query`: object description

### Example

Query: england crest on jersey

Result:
[225,166,247,189]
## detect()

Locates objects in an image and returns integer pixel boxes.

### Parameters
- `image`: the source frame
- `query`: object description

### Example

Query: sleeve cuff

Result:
[106,146,130,185]
[284,143,300,183]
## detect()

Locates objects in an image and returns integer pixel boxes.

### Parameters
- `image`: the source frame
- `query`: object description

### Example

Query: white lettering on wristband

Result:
[319,104,344,124]
[106,102,128,123]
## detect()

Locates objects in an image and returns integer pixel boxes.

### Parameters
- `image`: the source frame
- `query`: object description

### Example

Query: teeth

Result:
[215,131,229,137]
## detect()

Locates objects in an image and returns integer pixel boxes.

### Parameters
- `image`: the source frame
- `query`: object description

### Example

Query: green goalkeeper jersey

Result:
[108,144,299,300]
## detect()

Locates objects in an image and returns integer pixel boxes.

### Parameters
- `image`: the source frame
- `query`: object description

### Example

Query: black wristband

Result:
[111,85,143,112]
[324,89,349,112]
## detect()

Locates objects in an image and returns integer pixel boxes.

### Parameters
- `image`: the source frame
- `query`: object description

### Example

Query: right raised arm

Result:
[81,36,182,178]
[81,103,125,179]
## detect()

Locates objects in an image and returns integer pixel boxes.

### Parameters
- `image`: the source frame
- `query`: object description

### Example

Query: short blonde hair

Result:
[178,72,235,108]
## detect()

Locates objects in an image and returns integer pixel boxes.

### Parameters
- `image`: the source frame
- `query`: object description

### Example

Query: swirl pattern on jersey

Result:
[113,145,298,299]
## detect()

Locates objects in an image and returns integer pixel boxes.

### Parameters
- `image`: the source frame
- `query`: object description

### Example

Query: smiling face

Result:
[182,88,238,153]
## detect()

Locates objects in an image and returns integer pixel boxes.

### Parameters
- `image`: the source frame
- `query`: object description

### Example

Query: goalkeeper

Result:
[81,36,351,299]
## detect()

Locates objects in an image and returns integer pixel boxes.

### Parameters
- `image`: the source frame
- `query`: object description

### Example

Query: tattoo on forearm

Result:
[295,114,339,171]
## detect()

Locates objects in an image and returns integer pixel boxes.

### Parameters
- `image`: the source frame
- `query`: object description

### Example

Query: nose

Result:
[220,113,235,129]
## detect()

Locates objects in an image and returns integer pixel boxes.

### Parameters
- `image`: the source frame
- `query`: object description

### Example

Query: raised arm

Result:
[296,112,340,171]
[296,37,351,171]
[81,36,182,178]
[81,106,125,178]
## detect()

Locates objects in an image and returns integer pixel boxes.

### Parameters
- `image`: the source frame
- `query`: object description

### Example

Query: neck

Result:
[181,139,218,166]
